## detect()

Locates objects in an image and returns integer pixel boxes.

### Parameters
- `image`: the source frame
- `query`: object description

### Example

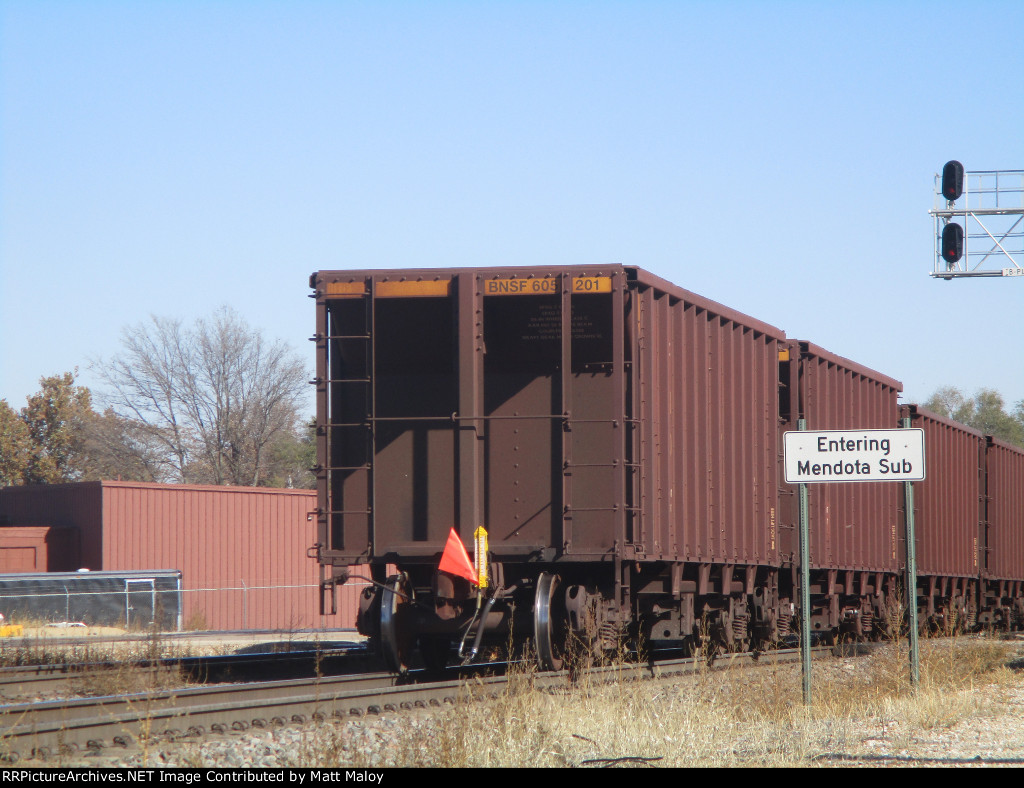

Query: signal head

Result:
[941,160,964,202]
[941,222,964,266]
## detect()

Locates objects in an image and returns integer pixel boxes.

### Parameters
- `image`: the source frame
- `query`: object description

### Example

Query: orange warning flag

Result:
[438,527,478,585]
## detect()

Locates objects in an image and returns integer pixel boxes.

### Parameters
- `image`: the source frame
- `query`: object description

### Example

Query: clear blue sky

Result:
[3,1,1023,419]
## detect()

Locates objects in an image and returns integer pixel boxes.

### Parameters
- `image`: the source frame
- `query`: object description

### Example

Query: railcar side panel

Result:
[904,405,983,578]
[984,437,1024,583]
[783,341,903,574]
[628,270,784,567]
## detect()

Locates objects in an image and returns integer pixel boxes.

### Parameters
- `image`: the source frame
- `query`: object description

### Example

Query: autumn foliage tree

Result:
[0,372,94,484]
[0,400,32,485]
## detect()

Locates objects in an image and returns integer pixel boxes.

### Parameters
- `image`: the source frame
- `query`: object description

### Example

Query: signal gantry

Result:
[930,161,1024,279]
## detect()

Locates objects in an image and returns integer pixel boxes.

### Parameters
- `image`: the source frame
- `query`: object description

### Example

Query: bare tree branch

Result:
[92,307,309,485]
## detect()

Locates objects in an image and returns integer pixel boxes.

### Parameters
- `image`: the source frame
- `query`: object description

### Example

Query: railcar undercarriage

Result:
[332,556,1024,674]
[342,560,920,672]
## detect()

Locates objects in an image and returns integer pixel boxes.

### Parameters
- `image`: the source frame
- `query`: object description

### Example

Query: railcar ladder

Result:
[321,285,376,560]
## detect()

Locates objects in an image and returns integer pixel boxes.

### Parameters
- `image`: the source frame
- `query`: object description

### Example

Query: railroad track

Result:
[0,662,181,703]
[0,646,841,763]
[0,645,374,703]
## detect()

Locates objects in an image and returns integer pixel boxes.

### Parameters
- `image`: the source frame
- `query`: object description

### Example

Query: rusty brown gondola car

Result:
[310,265,787,670]
[308,265,1024,671]
[779,341,904,639]
[982,437,1024,629]
[901,405,985,631]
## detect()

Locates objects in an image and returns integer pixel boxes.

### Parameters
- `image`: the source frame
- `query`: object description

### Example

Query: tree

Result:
[924,386,1024,448]
[262,418,317,489]
[970,389,1024,445]
[0,372,96,486]
[78,408,164,483]
[0,399,32,485]
[923,386,973,424]
[20,372,94,483]
[94,307,310,486]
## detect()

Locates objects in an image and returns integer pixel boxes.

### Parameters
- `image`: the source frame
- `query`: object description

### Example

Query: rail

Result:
[0,646,838,763]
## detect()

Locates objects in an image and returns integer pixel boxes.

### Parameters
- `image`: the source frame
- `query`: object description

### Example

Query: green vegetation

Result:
[924,386,1024,448]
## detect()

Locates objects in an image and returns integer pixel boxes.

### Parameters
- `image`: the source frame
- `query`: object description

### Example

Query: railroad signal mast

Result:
[930,161,1024,279]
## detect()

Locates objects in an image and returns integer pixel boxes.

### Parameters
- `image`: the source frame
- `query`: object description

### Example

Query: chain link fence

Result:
[0,572,372,632]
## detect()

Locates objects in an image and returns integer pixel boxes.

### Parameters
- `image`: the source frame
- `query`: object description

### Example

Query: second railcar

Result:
[779,341,904,638]
[311,265,787,669]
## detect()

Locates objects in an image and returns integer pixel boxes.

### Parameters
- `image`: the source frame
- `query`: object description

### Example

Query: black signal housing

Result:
[942,160,965,202]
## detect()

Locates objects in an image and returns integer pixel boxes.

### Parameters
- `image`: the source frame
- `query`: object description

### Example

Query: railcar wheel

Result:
[380,573,416,674]
[534,572,567,671]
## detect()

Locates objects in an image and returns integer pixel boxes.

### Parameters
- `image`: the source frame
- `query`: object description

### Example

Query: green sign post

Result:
[785,424,925,703]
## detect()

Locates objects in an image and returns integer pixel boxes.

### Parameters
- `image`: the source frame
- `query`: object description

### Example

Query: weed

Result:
[374,629,1021,768]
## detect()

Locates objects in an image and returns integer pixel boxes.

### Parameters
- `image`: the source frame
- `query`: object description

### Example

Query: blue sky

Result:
[2,1,1023,418]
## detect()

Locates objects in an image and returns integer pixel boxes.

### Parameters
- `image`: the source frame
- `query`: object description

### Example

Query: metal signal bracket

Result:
[930,167,1024,279]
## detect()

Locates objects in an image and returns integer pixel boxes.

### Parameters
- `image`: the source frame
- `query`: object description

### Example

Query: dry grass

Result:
[0,626,218,708]
[293,633,1023,768]
[7,622,1021,768]
[0,623,231,668]
[0,627,236,767]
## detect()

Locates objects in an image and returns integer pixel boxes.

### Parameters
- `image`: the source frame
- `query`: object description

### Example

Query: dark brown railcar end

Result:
[311,265,631,568]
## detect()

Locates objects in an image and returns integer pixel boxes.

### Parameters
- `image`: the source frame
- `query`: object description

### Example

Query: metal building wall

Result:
[984,438,1024,583]
[0,483,104,569]
[0,482,363,630]
[903,405,983,578]
[99,482,321,631]
[0,526,79,572]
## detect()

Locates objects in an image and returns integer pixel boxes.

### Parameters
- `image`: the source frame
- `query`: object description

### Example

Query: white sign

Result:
[784,428,925,483]
[1002,268,1024,277]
